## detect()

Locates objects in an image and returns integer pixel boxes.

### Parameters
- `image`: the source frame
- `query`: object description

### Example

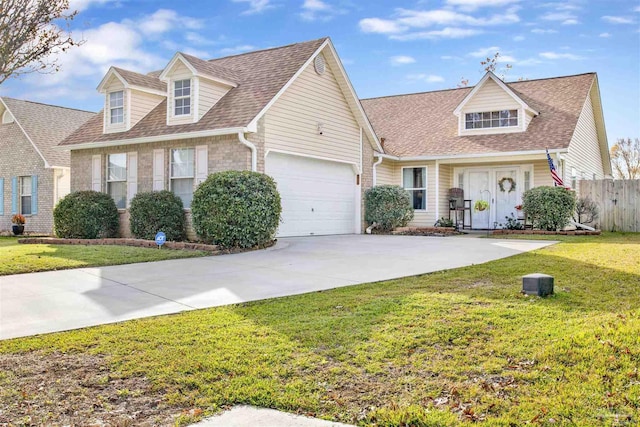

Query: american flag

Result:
[546,149,565,187]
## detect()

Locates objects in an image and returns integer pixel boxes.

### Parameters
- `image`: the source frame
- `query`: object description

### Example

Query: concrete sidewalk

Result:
[193,406,354,427]
[0,235,555,340]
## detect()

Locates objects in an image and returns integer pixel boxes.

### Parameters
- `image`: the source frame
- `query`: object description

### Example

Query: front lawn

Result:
[0,233,638,426]
[0,237,208,276]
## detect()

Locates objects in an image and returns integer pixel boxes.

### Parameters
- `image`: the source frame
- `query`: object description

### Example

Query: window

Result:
[523,170,531,192]
[465,110,518,129]
[571,167,577,189]
[107,153,127,209]
[174,79,191,116]
[109,91,124,124]
[403,167,427,210]
[20,176,32,215]
[171,148,195,208]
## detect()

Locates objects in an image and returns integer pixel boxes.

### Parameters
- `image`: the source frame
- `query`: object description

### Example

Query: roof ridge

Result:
[1,97,95,114]
[361,72,596,101]
[206,37,328,63]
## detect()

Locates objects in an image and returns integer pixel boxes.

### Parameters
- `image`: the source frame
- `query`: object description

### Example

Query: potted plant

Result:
[11,214,26,235]
[474,200,490,212]
[515,204,524,219]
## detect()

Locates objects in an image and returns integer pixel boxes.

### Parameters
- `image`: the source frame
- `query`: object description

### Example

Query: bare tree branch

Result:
[610,137,640,179]
[0,0,80,85]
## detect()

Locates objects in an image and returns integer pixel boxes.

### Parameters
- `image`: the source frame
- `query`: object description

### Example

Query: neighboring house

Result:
[59,38,382,238]
[59,37,611,237]
[0,98,94,234]
[361,72,611,229]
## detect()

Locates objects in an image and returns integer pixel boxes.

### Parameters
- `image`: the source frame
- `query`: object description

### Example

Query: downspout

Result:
[435,160,439,219]
[237,131,257,172]
[372,155,383,186]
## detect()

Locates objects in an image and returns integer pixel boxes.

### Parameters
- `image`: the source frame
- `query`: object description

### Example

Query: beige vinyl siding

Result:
[197,78,231,120]
[388,161,437,227]
[565,89,605,191]
[167,60,194,126]
[264,52,361,166]
[129,89,164,128]
[532,160,554,187]
[460,78,523,136]
[375,159,396,185]
[438,163,452,219]
[103,76,127,134]
[524,110,535,130]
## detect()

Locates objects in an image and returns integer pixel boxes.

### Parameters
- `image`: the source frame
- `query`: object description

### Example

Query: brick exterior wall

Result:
[70,134,254,238]
[0,122,57,235]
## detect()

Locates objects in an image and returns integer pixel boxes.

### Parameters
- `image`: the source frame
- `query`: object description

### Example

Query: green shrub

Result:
[191,170,281,248]
[522,186,576,231]
[365,185,414,231]
[434,217,454,227]
[129,191,186,241]
[54,191,119,239]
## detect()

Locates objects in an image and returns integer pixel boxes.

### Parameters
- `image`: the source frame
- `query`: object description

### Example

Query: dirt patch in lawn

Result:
[0,351,183,426]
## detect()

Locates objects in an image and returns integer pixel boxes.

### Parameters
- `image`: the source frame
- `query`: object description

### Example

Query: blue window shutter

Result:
[0,178,4,215]
[11,177,18,215]
[31,175,38,215]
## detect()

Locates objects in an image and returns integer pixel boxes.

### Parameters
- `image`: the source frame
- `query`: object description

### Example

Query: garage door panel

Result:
[266,153,356,237]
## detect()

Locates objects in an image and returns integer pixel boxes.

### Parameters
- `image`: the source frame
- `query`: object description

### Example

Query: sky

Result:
[1,0,639,144]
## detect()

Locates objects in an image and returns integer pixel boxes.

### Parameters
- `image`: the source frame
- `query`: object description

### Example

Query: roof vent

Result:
[314,55,325,75]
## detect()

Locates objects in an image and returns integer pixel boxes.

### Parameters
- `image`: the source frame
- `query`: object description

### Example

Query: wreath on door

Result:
[498,177,516,193]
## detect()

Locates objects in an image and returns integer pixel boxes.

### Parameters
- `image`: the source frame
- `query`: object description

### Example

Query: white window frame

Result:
[173,79,191,117]
[109,90,124,125]
[106,153,127,209]
[170,148,195,209]
[401,166,428,211]
[465,109,518,130]
[20,176,32,216]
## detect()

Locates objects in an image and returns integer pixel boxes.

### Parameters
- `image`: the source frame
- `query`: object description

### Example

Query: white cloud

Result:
[531,28,557,34]
[359,18,405,34]
[445,0,520,11]
[391,27,483,40]
[407,73,445,83]
[602,15,635,24]
[134,9,203,36]
[541,12,576,21]
[599,32,611,38]
[635,6,640,12]
[441,55,463,60]
[468,46,500,57]
[390,55,416,65]
[513,35,525,41]
[539,51,584,60]
[394,8,520,27]
[562,19,579,25]
[516,57,543,66]
[218,44,256,55]
[232,0,274,15]
[300,0,345,21]
[68,0,113,12]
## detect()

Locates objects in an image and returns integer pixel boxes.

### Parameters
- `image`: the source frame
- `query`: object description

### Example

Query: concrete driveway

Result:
[0,235,554,340]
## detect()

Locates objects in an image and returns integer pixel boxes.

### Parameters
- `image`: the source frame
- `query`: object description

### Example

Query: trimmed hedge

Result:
[129,191,186,241]
[54,191,119,239]
[522,186,576,231]
[365,185,414,231]
[191,170,281,248]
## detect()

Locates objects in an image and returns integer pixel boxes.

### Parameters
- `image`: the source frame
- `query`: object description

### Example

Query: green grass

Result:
[1,232,638,426]
[0,237,208,275]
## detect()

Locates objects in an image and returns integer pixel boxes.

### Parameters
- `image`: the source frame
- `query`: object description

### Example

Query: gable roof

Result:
[453,71,538,117]
[112,67,167,93]
[161,52,240,86]
[0,97,94,167]
[61,38,328,147]
[361,73,597,158]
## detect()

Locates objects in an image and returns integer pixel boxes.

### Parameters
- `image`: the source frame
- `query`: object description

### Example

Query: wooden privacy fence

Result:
[578,179,640,232]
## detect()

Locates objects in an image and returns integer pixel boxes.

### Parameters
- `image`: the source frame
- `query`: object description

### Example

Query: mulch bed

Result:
[373,227,461,237]
[492,229,601,236]
[17,238,277,254]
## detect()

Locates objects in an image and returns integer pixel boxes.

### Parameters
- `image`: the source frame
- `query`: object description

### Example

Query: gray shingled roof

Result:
[113,67,167,92]
[361,73,596,157]
[2,98,94,166]
[61,38,327,147]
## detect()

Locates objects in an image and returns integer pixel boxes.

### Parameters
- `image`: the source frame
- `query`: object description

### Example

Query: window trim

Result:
[106,153,127,210]
[19,176,32,216]
[170,147,195,209]
[108,90,124,125]
[464,109,519,130]
[401,166,428,211]
[173,79,192,117]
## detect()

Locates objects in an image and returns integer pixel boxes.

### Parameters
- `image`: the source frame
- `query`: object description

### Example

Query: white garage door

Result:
[266,153,356,237]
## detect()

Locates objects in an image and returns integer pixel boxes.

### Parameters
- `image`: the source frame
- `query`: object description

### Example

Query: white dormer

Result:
[97,67,166,134]
[454,72,538,136]
[159,53,238,126]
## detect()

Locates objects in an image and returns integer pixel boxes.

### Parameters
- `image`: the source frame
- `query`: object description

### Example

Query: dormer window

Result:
[465,110,518,130]
[174,79,191,116]
[109,91,124,124]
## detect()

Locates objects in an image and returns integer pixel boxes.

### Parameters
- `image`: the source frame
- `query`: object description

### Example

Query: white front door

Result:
[468,170,490,229]
[494,169,519,227]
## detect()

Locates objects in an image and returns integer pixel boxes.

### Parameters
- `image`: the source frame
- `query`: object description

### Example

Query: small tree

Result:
[522,186,576,231]
[0,0,80,84]
[364,185,414,231]
[574,196,599,225]
[610,137,640,179]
